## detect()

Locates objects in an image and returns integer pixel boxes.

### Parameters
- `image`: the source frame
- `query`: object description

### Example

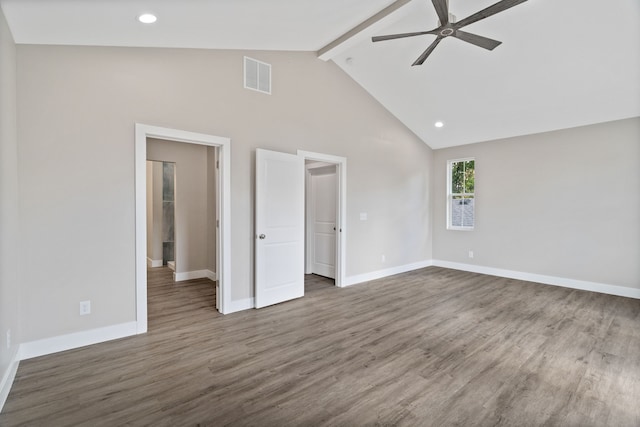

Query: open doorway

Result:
[146,139,217,283]
[144,139,218,331]
[135,124,232,334]
[254,149,346,308]
[299,150,347,289]
[305,161,337,287]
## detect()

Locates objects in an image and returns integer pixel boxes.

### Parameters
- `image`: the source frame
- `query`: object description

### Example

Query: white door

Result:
[310,170,336,279]
[255,149,305,308]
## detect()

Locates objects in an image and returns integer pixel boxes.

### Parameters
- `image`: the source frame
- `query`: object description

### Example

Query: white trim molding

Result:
[446,157,475,231]
[297,150,347,288]
[146,258,163,268]
[135,123,233,331]
[225,298,255,314]
[344,258,640,300]
[432,260,640,300]
[173,269,216,282]
[0,347,20,413]
[344,260,434,287]
[19,322,138,361]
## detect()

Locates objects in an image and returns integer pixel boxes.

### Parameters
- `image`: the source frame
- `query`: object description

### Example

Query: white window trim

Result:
[447,157,475,231]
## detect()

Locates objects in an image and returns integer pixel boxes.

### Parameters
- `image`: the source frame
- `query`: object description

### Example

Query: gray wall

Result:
[16,45,433,342]
[0,5,20,390]
[147,138,212,275]
[433,118,640,290]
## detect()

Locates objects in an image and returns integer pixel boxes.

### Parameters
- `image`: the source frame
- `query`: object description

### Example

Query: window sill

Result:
[447,226,474,231]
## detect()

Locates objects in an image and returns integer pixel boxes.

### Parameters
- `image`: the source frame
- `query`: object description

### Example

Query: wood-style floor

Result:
[1,267,639,426]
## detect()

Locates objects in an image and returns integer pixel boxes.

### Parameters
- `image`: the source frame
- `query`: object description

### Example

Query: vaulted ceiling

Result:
[2,0,638,148]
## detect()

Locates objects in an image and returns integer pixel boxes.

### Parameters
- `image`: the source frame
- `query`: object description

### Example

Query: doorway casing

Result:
[135,124,232,333]
[298,150,346,288]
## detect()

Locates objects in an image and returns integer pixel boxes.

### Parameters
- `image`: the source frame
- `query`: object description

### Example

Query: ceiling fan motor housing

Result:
[440,28,454,36]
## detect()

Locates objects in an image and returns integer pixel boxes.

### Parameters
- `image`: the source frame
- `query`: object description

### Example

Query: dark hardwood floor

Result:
[304,273,335,292]
[1,267,639,426]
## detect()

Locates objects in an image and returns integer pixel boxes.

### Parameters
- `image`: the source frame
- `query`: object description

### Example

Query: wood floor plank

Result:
[1,267,639,426]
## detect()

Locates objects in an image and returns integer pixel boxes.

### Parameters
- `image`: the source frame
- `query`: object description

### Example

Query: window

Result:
[447,158,475,230]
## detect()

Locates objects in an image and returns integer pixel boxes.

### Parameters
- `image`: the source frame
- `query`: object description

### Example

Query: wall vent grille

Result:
[244,56,271,94]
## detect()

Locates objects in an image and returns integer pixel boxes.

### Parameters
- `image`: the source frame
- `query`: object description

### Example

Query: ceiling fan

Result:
[372,0,528,66]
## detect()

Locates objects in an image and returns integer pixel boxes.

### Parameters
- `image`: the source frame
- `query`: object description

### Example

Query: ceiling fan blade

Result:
[455,0,528,29]
[431,0,449,25]
[452,30,502,50]
[412,37,443,66]
[372,31,433,42]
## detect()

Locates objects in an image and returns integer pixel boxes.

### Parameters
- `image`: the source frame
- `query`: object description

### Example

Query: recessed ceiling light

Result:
[434,121,444,128]
[138,13,157,24]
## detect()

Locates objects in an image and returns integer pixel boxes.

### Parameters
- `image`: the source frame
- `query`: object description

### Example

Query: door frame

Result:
[298,150,347,288]
[305,162,337,278]
[135,123,232,334]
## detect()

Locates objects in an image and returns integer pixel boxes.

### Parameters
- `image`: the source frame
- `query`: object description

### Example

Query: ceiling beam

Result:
[317,0,413,61]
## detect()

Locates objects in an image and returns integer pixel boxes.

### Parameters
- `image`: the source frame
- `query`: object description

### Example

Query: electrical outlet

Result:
[6,329,10,349]
[381,254,386,263]
[468,250,474,259]
[79,300,91,316]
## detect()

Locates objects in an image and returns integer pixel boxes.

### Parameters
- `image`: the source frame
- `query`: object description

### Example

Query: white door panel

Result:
[315,234,335,263]
[255,149,304,308]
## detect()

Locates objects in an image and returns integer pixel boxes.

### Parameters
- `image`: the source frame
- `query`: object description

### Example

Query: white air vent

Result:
[244,56,271,95]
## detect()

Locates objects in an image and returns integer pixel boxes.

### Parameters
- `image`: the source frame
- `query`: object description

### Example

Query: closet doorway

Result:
[305,161,337,281]
[299,150,346,288]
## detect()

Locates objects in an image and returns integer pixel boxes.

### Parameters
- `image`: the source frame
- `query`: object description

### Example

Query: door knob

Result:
[259,234,266,239]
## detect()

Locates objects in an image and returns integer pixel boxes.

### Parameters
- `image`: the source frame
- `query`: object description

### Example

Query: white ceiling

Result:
[2,0,639,149]
[0,0,397,50]
[332,0,640,148]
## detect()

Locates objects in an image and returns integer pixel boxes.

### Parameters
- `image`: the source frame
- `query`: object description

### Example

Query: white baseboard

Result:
[167,261,175,271]
[344,260,434,287]
[173,269,216,282]
[19,321,138,361]
[0,346,20,414]
[221,260,431,313]
[207,270,217,281]
[146,258,163,268]
[432,260,640,300]
[224,297,255,314]
[340,258,639,300]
